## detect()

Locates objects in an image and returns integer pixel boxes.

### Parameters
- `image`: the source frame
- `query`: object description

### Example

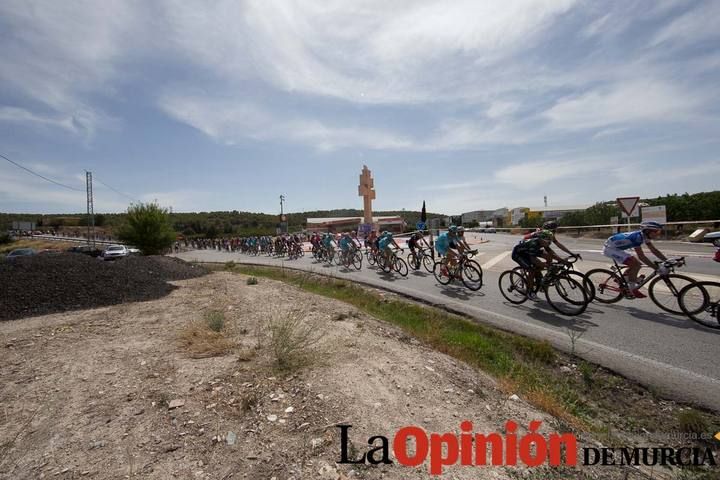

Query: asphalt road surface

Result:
[174,233,720,411]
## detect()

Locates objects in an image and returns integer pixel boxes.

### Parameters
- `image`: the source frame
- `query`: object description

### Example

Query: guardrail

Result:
[28,234,124,247]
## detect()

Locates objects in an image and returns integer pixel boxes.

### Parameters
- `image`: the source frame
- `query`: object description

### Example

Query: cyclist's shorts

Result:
[602,245,633,265]
[436,245,448,256]
[511,248,534,270]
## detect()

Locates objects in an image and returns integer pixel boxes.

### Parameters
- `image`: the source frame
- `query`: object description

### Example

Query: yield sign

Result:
[617,196,640,217]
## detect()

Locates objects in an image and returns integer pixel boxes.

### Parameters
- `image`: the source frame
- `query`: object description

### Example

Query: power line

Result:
[0,152,84,192]
[94,176,141,203]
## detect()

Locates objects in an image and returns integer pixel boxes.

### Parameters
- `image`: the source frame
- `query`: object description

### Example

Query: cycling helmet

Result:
[543,221,558,231]
[640,221,663,231]
[448,226,458,233]
[537,229,553,241]
[457,226,465,232]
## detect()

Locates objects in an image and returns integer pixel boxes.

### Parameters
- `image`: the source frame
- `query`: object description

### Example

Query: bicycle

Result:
[513,255,594,302]
[407,246,434,273]
[338,246,363,270]
[433,250,483,291]
[678,281,720,329]
[585,257,693,314]
[498,259,589,316]
[377,247,409,276]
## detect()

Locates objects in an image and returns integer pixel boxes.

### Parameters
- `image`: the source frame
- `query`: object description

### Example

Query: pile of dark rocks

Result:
[0,254,208,321]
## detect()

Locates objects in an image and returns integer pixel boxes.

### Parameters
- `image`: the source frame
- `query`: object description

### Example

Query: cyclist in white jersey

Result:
[602,221,668,298]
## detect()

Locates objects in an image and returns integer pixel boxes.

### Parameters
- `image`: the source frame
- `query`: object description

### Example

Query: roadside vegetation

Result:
[116,202,176,255]
[221,263,720,457]
[0,238,76,255]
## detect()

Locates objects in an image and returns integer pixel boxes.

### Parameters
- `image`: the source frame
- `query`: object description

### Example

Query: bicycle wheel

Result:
[352,251,363,270]
[679,282,720,329]
[366,250,377,266]
[461,264,483,291]
[407,253,419,270]
[566,271,596,303]
[379,255,392,273]
[585,269,624,304]
[422,254,434,273]
[433,261,452,285]
[648,274,696,315]
[545,275,588,316]
[498,270,528,304]
[394,257,409,277]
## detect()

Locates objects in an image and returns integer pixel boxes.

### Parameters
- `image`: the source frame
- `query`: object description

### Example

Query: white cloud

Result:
[158,93,415,151]
[543,80,702,131]
[493,158,608,189]
[650,1,720,48]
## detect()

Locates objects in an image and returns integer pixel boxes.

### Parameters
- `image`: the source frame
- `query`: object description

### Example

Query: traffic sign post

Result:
[416,221,426,231]
[617,196,640,231]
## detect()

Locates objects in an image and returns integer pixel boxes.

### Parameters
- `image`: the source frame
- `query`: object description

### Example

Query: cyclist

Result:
[407,231,430,268]
[379,231,402,267]
[435,226,461,272]
[512,229,568,299]
[602,221,668,298]
[338,232,353,262]
[530,221,581,259]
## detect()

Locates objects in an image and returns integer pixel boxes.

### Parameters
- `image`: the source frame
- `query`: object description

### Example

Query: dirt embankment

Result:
[0,254,208,321]
[2,269,645,479]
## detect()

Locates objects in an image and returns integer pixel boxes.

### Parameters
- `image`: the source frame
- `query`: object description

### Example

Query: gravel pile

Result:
[0,254,208,321]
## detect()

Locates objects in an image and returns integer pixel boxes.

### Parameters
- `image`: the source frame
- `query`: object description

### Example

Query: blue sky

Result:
[1,0,718,215]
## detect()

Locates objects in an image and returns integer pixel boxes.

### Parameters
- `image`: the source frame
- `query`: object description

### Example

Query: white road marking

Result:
[481,251,511,270]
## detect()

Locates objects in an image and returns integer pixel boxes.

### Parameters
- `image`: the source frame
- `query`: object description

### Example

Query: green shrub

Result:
[246,277,258,285]
[677,409,709,435]
[117,202,175,255]
[205,310,225,332]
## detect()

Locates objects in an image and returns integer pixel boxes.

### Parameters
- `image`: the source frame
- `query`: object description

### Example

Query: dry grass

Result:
[265,309,326,371]
[178,310,235,358]
[0,238,76,254]
[524,389,586,431]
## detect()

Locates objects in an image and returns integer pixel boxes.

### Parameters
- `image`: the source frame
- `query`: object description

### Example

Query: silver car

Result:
[102,245,128,260]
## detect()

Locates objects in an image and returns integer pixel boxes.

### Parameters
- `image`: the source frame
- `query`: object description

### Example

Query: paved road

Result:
[174,233,720,411]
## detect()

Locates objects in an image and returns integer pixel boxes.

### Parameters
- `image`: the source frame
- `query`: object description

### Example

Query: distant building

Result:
[510,208,529,226]
[507,205,590,225]
[461,208,509,227]
[306,216,405,234]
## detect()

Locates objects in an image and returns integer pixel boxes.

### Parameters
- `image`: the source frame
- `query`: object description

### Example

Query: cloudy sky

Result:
[1,0,718,215]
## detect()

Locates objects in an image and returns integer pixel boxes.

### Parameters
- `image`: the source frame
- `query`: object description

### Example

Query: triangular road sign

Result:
[617,196,640,217]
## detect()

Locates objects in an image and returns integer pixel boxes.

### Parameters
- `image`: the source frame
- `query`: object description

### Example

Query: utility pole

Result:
[85,171,95,248]
[280,194,286,234]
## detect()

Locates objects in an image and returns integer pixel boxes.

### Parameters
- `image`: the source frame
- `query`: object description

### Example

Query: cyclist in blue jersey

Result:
[379,231,402,266]
[435,226,461,270]
[603,221,668,298]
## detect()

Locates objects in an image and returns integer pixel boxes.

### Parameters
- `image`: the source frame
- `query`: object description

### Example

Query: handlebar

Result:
[661,257,685,268]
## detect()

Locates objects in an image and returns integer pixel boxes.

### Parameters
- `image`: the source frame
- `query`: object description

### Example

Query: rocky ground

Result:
[0,266,670,479]
[0,254,208,321]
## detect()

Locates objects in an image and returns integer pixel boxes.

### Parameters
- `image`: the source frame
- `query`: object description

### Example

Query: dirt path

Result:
[1,271,630,479]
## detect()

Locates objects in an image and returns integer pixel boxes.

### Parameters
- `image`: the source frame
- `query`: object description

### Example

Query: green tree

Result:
[117,202,176,255]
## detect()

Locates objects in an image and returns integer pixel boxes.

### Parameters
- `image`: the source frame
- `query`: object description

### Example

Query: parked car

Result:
[485,227,497,233]
[703,231,720,243]
[6,248,36,259]
[101,245,129,261]
[127,247,141,255]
